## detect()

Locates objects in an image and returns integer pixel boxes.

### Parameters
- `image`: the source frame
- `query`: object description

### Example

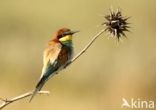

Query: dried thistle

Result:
[103,8,130,40]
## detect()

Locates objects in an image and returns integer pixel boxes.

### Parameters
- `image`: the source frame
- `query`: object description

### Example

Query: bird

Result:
[29,28,79,102]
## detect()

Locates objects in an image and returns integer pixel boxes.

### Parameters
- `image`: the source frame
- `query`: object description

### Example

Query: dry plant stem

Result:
[65,28,106,67]
[0,91,49,110]
[0,28,106,110]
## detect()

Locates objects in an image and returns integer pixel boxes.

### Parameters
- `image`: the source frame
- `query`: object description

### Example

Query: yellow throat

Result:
[59,35,72,42]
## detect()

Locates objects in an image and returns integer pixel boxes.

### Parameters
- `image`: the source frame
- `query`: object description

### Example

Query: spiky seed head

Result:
[102,8,130,40]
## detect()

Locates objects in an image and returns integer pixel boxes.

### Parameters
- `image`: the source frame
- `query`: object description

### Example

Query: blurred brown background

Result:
[0,0,156,110]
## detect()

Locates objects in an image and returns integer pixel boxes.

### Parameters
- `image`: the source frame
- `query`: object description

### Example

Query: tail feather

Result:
[29,77,47,102]
[29,66,58,102]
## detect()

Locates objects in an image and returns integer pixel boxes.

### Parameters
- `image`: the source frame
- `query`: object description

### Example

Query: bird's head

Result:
[56,28,79,44]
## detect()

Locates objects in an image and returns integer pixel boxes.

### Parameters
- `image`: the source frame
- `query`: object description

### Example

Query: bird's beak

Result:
[63,30,79,36]
[70,30,80,35]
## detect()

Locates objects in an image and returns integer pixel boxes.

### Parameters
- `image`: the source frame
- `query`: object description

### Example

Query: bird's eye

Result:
[63,31,71,36]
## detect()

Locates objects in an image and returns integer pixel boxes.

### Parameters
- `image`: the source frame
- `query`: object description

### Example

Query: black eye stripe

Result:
[58,31,72,38]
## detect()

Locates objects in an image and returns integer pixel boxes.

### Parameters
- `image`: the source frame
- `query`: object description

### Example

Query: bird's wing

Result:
[40,41,62,79]
[29,41,62,102]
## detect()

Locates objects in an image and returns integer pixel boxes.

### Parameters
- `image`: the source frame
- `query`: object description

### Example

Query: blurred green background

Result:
[0,0,156,110]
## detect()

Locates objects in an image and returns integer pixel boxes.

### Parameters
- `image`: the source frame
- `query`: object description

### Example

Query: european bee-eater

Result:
[29,28,79,102]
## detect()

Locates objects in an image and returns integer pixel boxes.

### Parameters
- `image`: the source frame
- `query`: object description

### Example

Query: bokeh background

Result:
[0,0,156,110]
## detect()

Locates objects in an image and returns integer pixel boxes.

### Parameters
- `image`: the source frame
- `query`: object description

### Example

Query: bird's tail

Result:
[29,76,47,102]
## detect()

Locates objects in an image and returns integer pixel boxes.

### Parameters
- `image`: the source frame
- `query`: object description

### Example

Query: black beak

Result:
[64,30,79,35]
[70,30,80,35]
